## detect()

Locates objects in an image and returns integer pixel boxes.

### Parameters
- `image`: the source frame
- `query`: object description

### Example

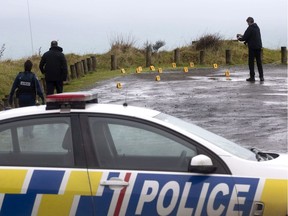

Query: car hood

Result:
[264,153,288,167]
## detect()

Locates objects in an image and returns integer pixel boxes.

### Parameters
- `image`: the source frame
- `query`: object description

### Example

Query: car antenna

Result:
[123,88,128,107]
[26,0,34,56]
[121,69,130,107]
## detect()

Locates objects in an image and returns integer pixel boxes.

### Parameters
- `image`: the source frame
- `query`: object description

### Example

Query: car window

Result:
[109,124,193,157]
[0,117,74,167]
[155,113,256,160]
[88,117,197,171]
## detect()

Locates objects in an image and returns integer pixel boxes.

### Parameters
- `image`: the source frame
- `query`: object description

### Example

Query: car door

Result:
[81,114,258,216]
[0,114,94,216]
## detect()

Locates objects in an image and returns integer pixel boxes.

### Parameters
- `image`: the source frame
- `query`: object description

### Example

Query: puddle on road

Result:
[188,76,243,82]
[261,93,287,96]
[263,101,287,106]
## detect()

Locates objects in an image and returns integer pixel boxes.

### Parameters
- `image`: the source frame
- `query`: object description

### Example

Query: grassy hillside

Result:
[0,37,283,102]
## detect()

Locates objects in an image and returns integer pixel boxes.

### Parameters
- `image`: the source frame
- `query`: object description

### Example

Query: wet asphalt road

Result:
[90,64,287,153]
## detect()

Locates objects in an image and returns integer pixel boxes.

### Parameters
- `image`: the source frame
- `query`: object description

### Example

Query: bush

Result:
[144,40,166,53]
[152,40,166,53]
[109,33,137,53]
[194,33,223,51]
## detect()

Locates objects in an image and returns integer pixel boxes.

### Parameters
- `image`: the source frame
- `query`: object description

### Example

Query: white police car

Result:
[0,91,287,216]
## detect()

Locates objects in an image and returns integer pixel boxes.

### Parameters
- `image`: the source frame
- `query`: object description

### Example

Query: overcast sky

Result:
[1,0,287,59]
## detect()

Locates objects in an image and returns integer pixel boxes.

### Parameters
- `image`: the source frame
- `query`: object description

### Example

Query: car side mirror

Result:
[188,154,217,173]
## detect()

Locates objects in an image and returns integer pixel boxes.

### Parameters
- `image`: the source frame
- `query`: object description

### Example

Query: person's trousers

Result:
[248,48,264,79]
[46,81,63,95]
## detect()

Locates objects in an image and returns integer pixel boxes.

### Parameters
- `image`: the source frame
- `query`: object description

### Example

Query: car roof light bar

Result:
[46,91,98,110]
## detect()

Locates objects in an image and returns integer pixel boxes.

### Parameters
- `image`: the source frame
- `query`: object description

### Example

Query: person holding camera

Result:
[237,17,264,82]
[9,60,45,107]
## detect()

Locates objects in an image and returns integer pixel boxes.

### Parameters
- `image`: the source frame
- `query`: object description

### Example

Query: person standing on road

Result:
[237,17,264,82]
[39,40,68,95]
[9,60,45,107]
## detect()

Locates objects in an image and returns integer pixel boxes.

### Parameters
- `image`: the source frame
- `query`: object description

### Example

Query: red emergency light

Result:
[46,91,98,110]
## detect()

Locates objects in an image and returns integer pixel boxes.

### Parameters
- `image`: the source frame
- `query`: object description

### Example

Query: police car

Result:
[0,91,287,216]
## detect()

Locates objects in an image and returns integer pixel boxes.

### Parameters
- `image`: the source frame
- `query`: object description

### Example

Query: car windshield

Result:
[155,113,256,161]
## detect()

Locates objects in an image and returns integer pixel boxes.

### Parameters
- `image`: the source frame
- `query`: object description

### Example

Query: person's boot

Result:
[246,77,255,82]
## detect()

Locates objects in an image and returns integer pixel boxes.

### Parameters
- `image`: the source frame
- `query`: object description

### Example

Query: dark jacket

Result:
[39,46,68,81]
[239,23,262,49]
[9,71,45,106]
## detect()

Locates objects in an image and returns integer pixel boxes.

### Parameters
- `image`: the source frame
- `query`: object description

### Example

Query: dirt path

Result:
[90,64,287,153]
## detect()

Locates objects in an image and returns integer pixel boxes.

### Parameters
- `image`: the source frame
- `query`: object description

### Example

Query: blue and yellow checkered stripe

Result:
[0,169,103,216]
[261,179,288,216]
[1,169,287,215]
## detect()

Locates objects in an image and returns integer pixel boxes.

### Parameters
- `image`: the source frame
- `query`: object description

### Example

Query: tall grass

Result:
[0,60,23,96]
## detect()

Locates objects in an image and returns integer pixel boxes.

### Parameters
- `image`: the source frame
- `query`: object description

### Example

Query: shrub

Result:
[144,40,166,53]
[152,40,166,53]
[194,33,223,51]
[109,33,137,53]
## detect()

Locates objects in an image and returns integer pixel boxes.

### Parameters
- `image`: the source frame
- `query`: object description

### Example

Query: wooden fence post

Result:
[3,96,9,108]
[225,49,231,65]
[174,48,180,65]
[146,48,152,67]
[70,65,76,79]
[75,62,84,77]
[111,55,117,70]
[65,68,71,82]
[80,61,85,76]
[74,63,79,78]
[91,56,97,71]
[87,58,92,71]
[200,50,205,65]
[82,59,87,74]
[281,47,287,64]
